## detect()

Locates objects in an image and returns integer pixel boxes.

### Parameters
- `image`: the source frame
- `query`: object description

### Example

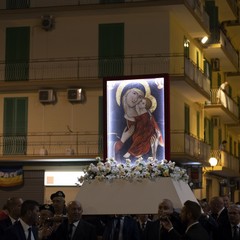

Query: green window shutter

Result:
[3,97,28,155]
[218,128,222,147]
[184,104,190,134]
[204,117,212,145]
[3,98,15,135]
[6,0,29,9]
[5,27,30,81]
[205,2,219,42]
[217,73,221,87]
[197,111,200,138]
[229,136,233,155]
[98,23,124,77]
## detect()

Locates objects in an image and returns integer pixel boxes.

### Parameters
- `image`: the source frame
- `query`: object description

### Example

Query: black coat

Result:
[168,222,210,240]
[50,218,97,240]
[2,220,38,240]
[103,216,140,240]
[0,216,13,236]
[211,208,231,240]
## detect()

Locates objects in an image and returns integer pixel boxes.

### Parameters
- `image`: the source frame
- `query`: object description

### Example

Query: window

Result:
[98,23,124,77]
[5,27,30,81]
[184,104,190,134]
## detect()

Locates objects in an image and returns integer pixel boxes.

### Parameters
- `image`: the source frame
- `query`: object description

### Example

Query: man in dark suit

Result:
[50,200,97,240]
[224,204,240,240]
[144,199,184,240]
[136,214,151,240]
[161,200,210,240]
[0,197,23,236]
[2,199,39,240]
[210,196,231,240]
[103,215,140,240]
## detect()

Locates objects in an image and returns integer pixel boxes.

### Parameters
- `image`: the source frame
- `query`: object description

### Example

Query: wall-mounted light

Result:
[209,157,218,167]
[201,36,208,44]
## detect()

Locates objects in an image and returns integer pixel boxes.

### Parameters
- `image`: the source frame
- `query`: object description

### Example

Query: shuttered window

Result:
[5,27,30,81]
[98,23,124,77]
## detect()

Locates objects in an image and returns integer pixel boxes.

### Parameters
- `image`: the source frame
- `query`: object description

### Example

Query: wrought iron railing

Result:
[210,88,239,119]
[0,54,210,95]
[170,130,211,163]
[0,132,103,157]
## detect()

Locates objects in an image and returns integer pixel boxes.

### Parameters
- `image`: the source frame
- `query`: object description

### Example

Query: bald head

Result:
[67,201,83,223]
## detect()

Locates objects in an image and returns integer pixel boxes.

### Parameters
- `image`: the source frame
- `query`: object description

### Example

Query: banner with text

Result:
[0,166,23,187]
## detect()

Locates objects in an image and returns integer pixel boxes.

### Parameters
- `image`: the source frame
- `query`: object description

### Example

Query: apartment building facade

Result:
[0,0,239,207]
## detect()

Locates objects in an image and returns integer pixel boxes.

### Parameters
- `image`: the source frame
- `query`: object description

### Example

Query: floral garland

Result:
[78,157,189,184]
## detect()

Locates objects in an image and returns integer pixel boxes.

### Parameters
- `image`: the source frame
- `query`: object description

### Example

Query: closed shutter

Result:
[98,23,124,77]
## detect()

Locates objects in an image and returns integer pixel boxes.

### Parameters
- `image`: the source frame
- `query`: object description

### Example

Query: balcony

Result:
[171,57,211,102]
[0,0,209,38]
[204,88,239,124]
[170,130,211,166]
[215,0,239,21]
[203,28,239,72]
[0,132,103,162]
[0,54,211,102]
[207,149,240,177]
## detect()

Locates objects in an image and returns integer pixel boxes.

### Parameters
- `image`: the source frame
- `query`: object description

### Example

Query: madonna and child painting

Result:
[106,76,166,162]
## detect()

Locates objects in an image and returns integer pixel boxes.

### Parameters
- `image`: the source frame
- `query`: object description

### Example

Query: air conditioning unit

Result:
[67,88,82,102]
[212,117,220,128]
[41,15,54,31]
[39,89,56,103]
[211,58,220,71]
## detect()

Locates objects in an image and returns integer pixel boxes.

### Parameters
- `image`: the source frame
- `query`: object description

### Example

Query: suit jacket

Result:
[211,208,231,240]
[51,218,97,240]
[103,216,140,240]
[137,220,151,240]
[2,220,38,240]
[0,216,13,236]
[168,222,210,240]
[144,212,185,240]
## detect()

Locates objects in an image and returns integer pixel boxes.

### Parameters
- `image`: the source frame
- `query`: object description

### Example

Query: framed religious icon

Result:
[103,74,170,162]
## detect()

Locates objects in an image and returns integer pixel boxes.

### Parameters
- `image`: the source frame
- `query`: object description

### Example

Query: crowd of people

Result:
[0,192,239,240]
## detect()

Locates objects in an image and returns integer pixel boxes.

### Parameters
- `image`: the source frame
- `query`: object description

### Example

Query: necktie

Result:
[233,225,239,240]
[141,222,146,230]
[27,227,32,240]
[113,218,120,240]
[68,223,73,240]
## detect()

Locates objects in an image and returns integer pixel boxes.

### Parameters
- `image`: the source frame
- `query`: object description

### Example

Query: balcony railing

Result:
[0,132,103,158]
[0,54,210,92]
[184,57,211,96]
[210,149,240,173]
[170,131,211,163]
[210,88,239,119]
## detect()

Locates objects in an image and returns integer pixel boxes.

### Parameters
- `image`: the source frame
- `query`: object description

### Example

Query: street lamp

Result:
[209,157,218,167]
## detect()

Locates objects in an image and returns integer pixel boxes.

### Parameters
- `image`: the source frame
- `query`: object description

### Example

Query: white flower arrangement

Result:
[78,157,189,184]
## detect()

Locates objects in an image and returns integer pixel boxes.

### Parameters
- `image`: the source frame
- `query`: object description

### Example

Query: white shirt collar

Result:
[185,221,199,233]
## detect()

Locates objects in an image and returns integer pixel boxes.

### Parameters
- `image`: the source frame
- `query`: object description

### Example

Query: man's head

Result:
[6,197,23,220]
[20,200,40,226]
[50,191,65,214]
[222,194,230,208]
[209,196,224,214]
[158,199,174,218]
[67,201,83,224]
[39,204,54,226]
[228,204,240,225]
[180,200,201,225]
